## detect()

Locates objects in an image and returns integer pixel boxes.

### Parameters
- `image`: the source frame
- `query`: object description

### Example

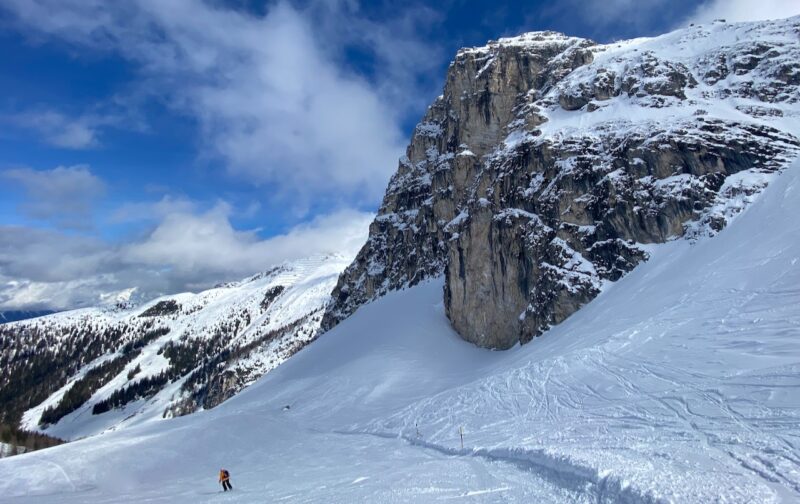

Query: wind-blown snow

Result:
[2,158,799,502]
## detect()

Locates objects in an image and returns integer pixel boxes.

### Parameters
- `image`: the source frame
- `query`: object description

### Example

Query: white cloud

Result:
[0,275,119,312]
[2,165,107,228]
[1,0,435,206]
[6,109,127,149]
[109,195,199,224]
[0,208,372,310]
[16,111,98,149]
[123,204,372,279]
[0,0,436,310]
[687,0,800,24]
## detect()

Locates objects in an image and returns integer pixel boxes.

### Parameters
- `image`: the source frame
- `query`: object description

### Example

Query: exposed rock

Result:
[322,32,596,328]
[445,119,796,349]
[323,17,800,349]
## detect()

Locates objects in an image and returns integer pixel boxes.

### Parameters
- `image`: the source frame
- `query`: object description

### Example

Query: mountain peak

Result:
[323,15,800,348]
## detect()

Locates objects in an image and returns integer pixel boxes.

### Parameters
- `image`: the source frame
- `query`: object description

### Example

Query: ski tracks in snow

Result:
[354,323,800,502]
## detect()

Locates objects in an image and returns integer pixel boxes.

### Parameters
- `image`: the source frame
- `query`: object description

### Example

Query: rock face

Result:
[323,18,800,349]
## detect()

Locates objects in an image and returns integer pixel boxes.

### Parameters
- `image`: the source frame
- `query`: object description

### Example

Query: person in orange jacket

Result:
[219,468,233,491]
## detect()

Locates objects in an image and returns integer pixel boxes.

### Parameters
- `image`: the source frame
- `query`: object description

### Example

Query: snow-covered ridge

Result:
[458,30,588,55]
[0,253,351,440]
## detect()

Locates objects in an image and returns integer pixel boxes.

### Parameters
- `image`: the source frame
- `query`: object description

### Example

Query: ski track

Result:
[335,428,668,504]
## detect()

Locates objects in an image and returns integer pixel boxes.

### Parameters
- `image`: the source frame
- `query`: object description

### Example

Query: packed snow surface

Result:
[2,158,800,502]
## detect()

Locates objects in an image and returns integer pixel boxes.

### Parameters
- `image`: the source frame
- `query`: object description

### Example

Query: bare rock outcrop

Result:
[323,17,800,349]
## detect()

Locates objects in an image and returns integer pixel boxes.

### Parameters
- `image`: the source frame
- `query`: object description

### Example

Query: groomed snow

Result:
[2,159,799,502]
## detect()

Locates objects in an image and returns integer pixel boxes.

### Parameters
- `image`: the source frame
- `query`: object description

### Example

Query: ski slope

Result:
[2,162,800,502]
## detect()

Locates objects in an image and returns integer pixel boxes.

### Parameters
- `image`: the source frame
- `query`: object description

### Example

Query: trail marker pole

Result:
[459,426,464,450]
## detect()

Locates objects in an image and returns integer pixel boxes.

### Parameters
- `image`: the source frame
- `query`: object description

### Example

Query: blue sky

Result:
[0,0,797,310]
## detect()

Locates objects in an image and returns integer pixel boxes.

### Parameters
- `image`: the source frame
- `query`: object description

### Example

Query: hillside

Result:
[0,254,349,441]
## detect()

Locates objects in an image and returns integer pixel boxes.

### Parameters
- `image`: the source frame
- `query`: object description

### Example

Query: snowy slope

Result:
[1,160,799,502]
[0,254,350,441]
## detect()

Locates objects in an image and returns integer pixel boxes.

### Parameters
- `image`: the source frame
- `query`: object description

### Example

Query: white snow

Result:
[13,253,351,441]
[415,122,442,138]
[2,159,799,502]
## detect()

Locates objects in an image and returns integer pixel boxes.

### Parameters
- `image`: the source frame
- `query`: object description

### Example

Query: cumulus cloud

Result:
[0,1,437,310]
[1,0,436,206]
[687,0,800,24]
[0,208,372,310]
[123,204,372,281]
[2,165,107,228]
[0,227,115,284]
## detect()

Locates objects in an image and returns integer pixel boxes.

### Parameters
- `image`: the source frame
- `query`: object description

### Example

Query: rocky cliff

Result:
[323,17,800,349]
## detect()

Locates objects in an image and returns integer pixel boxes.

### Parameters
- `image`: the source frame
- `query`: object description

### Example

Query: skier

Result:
[219,468,233,492]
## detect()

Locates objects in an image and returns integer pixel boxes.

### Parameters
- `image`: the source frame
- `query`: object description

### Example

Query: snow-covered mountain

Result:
[0,254,350,440]
[1,15,800,504]
[1,157,798,502]
[323,16,800,350]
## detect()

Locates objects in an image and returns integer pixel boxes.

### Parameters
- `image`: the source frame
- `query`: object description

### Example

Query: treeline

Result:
[0,323,127,426]
[0,319,168,431]
[90,309,255,416]
[121,327,171,355]
[260,285,285,311]
[39,356,127,426]
[139,300,180,318]
[0,423,63,457]
[177,310,322,413]
[92,372,170,414]
[38,326,171,427]
[4,286,317,433]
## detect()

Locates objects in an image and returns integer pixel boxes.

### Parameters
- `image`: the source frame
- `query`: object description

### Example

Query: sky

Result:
[0,0,799,311]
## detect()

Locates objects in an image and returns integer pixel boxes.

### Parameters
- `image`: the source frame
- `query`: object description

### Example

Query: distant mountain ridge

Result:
[0,311,56,324]
[0,254,350,440]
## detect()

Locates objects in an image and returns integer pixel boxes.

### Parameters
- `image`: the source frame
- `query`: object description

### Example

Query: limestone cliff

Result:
[323,18,800,349]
